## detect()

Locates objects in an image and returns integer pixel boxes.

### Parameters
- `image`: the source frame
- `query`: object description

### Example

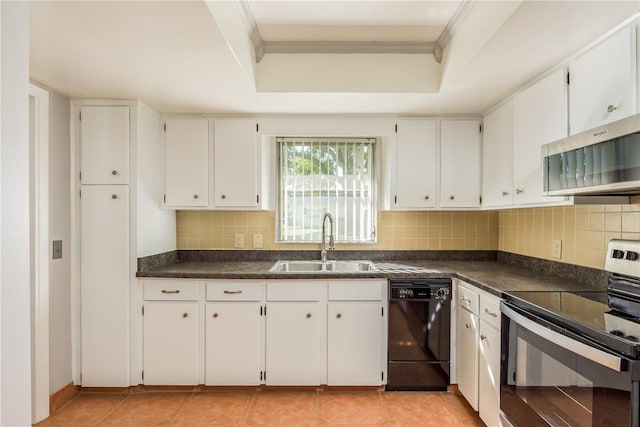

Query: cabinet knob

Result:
[111,170,118,176]
[501,191,509,196]
[515,188,524,195]
[449,195,455,200]
[193,194,199,199]
[480,334,487,341]
[221,194,226,199]
[336,313,342,319]
[306,313,312,319]
[465,323,470,329]
[111,194,118,199]
[213,313,218,318]
[424,195,430,200]
[182,313,189,318]
[607,104,617,113]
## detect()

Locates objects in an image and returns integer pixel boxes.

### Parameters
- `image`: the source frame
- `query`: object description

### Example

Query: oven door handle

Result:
[501,303,623,372]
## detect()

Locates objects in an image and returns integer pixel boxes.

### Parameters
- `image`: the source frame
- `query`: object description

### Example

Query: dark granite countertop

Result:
[137,255,606,298]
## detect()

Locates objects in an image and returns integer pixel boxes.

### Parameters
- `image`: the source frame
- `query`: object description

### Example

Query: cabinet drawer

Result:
[206,282,263,301]
[144,281,200,301]
[480,295,501,329]
[458,284,479,315]
[267,281,325,301]
[328,281,384,301]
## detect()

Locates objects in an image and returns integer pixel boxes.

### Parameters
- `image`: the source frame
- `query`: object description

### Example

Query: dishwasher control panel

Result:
[389,279,451,301]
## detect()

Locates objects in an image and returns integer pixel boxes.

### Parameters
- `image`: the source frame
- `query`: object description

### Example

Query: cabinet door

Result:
[440,119,481,207]
[205,303,262,386]
[143,302,199,385]
[265,302,323,385]
[456,307,478,410]
[513,68,567,205]
[80,185,129,386]
[394,119,437,208]
[569,25,637,135]
[327,303,382,386]
[164,118,209,207]
[482,101,514,207]
[479,320,501,427]
[80,106,129,185]
[214,119,259,208]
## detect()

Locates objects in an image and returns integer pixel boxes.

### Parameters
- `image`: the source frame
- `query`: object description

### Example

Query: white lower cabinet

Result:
[143,301,200,385]
[205,281,264,386]
[456,280,502,427]
[205,302,262,385]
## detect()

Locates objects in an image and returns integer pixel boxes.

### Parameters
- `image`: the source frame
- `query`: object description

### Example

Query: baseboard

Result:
[50,382,80,414]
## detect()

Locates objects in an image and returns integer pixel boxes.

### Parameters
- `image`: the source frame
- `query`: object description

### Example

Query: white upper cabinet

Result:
[80,106,130,185]
[164,118,209,208]
[393,119,438,208]
[513,68,568,205]
[440,119,481,208]
[569,24,637,135]
[213,119,260,208]
[482,100,514,208]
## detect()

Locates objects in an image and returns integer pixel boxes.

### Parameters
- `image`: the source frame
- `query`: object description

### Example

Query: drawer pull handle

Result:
[460,296,470,303]
[336,313,342,319]
[224,290,243,294]
[213,313,218,318]
[161,290,180,294]
[182,313,189,318]
[484,308,498,318]
[306,313,312,319]
[480,334,487,341]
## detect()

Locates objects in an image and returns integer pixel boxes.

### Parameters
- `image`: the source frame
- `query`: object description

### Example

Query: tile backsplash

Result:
[176,198,640,270]
[177,210,499,251]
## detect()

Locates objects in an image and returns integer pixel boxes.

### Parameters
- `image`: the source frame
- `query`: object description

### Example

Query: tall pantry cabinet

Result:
[72,101,175,387]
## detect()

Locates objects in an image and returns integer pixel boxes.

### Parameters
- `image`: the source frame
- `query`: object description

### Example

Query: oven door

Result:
[501,302,640,427]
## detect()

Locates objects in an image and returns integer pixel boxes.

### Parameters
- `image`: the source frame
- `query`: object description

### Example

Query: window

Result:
[277,137,376,243]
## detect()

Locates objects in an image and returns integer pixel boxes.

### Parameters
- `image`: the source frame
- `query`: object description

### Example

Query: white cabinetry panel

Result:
[513,68,568,205]
[327,302,383,386]
[143,302,199,385]
[394,119,438,208]
[569,25,637,135]
[440,119,481,208]
[80,185,130,387]
[205,303,262,386]
[214,119,259,208]
[482,101,514,208]
[80,106,130,185]
[164,118,209,207]
[478,317,501,427]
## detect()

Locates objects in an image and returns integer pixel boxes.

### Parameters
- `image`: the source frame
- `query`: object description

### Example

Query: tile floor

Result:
[35,389,486,427]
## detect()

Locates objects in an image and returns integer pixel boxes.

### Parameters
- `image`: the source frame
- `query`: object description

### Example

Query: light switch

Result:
[552,239,562,259]
[253,234,263,249]
[52,240,63,259]
[234,234,245,248]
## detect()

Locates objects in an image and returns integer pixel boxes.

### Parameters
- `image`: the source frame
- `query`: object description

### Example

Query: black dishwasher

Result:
[387,278,451,391]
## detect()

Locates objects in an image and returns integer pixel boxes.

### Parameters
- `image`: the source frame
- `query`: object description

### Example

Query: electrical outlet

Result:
[552,239,562,259]
[253,234,263,249]
[234,233,244,248]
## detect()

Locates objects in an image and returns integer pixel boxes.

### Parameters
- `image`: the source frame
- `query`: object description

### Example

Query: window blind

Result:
[277,137,376,243]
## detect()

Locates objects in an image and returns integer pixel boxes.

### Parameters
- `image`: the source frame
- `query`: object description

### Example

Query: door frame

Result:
[29,83,50,423]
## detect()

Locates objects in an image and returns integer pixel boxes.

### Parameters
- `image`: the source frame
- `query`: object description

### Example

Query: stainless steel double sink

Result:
[269,260,376,273]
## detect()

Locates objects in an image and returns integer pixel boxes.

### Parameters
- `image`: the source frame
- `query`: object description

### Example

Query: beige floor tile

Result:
[100,392,191,426]
[246,391,318,427]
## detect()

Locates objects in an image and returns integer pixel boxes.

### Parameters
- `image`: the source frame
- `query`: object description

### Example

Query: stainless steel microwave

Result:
[542,113,640,196]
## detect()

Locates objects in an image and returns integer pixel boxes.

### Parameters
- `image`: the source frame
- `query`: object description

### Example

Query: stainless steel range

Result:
[501,239,640,427]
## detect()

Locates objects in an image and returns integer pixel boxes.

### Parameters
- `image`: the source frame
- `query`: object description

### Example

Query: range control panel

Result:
[606,239,640,279]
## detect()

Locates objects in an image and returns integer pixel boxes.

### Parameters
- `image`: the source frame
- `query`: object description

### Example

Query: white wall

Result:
[47,89,72,394]
[136,103,176,257]
[1,2,32,425]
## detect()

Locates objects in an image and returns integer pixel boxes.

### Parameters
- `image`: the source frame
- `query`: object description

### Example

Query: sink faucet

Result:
[320,212,335,263]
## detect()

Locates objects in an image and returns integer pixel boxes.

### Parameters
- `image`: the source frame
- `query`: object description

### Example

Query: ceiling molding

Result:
[435,0,477,61]
[237,0,477,63]
[262,41,437,56]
